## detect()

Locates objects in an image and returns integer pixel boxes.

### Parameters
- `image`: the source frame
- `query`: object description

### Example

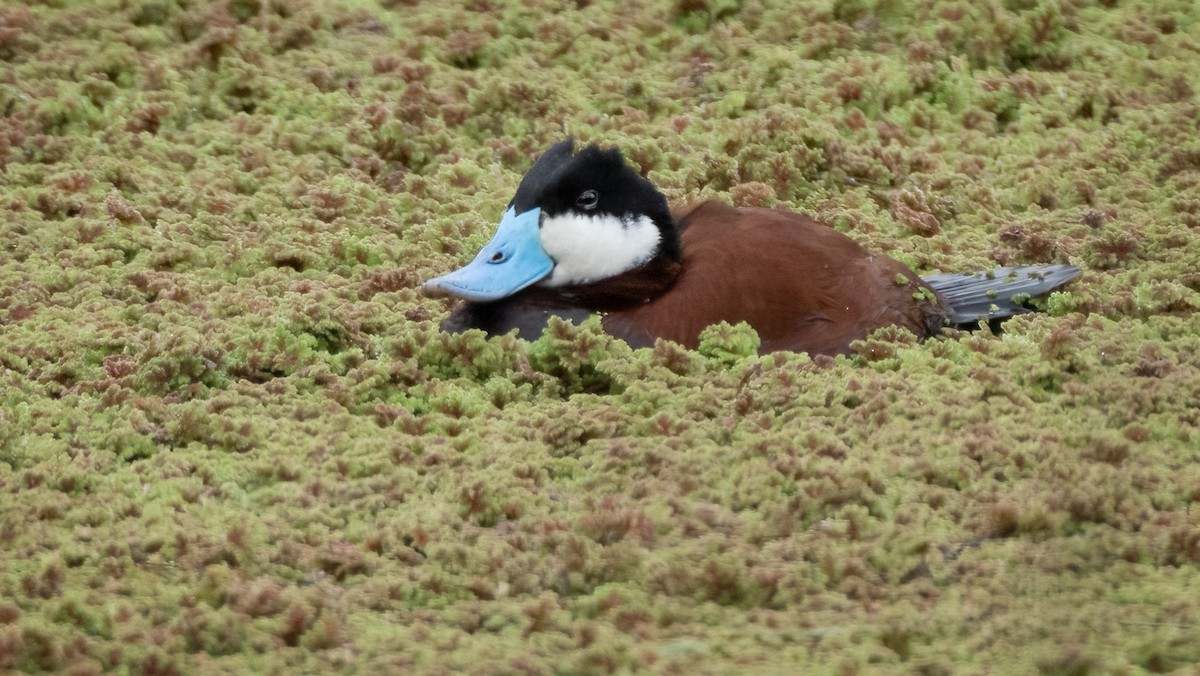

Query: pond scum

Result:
[1,0,1199,673]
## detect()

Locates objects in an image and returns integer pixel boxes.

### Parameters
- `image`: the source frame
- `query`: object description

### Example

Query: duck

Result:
[421,140,1081,356]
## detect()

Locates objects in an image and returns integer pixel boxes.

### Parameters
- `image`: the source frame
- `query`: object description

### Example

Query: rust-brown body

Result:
[442,201,946,356]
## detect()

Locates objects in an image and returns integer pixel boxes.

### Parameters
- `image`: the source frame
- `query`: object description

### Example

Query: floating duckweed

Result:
[697,321,761,364]
[3,0,1200,672]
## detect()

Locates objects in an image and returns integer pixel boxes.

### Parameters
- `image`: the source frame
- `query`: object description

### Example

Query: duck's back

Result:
[601,202,945,354]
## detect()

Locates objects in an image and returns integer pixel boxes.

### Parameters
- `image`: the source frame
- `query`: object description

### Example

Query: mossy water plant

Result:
[3,0,1200,672]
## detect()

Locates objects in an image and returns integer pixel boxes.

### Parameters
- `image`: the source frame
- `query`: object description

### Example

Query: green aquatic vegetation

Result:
[697,321,762,364]
[3,0,1200,672]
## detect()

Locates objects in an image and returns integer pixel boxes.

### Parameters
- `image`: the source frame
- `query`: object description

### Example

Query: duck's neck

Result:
[653,212,683,262]
[529,254,683,312]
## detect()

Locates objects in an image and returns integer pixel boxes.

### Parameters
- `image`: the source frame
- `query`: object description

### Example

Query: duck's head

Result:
[421,140,680,302]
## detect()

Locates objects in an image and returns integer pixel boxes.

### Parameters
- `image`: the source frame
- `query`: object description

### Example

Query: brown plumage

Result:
[601,202,945,354]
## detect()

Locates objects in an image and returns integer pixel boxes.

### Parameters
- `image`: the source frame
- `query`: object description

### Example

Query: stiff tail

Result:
[921,264,1082,325]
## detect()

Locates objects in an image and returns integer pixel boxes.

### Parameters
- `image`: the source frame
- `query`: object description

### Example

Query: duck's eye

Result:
[576,190,599,211]
[489,251,507,263]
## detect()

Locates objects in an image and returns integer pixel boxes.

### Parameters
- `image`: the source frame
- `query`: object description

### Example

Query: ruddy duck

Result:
[422,140,1080,355]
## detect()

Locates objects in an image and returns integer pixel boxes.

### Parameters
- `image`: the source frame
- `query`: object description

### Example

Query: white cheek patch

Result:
[539,212,661,287]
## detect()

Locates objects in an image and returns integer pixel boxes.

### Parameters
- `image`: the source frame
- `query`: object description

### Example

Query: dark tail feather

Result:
[921,264,1082,325]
